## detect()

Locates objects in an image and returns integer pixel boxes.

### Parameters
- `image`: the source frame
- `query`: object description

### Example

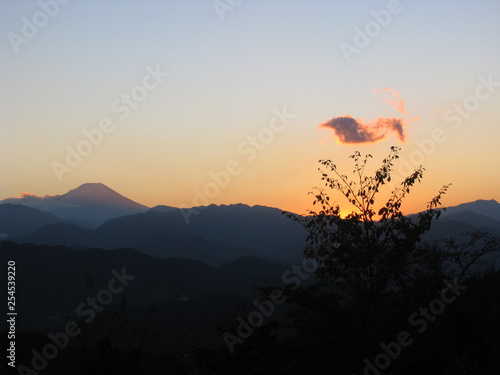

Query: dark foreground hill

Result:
[0,241,290,338]
[2,238,499,374]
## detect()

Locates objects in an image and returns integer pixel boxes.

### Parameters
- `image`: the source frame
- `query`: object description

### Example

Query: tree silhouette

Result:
[288,146,450,299]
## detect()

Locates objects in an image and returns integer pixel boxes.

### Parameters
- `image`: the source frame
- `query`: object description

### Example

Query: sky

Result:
[1,0,500,216]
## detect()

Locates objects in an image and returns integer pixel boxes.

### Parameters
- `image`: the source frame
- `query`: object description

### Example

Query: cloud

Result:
[319,88,419,145]
[0,192,57,211]
[319,115,406,144]
[19,192,44,199]
[373,87,408,114]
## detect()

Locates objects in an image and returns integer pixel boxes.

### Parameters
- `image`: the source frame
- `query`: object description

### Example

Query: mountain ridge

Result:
[2,183,499,265]
[439,199,500,222]
[0,203,63,237]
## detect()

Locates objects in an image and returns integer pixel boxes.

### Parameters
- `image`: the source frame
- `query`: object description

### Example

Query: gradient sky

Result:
[1,0,499,216]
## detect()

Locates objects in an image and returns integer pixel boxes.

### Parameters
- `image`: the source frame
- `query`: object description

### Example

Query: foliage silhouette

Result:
[287,146,451,299]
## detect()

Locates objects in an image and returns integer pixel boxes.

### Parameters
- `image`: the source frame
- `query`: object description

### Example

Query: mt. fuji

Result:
[0,183,149,227]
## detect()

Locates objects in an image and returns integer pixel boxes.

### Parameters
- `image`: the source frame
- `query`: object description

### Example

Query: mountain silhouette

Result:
[441,210,500,229]
[14,204,306,265]
[422,199,500,240]
[0,183,149,227]
[0,204,62,237]
[150,205,179,213]
[440,199,500,221]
